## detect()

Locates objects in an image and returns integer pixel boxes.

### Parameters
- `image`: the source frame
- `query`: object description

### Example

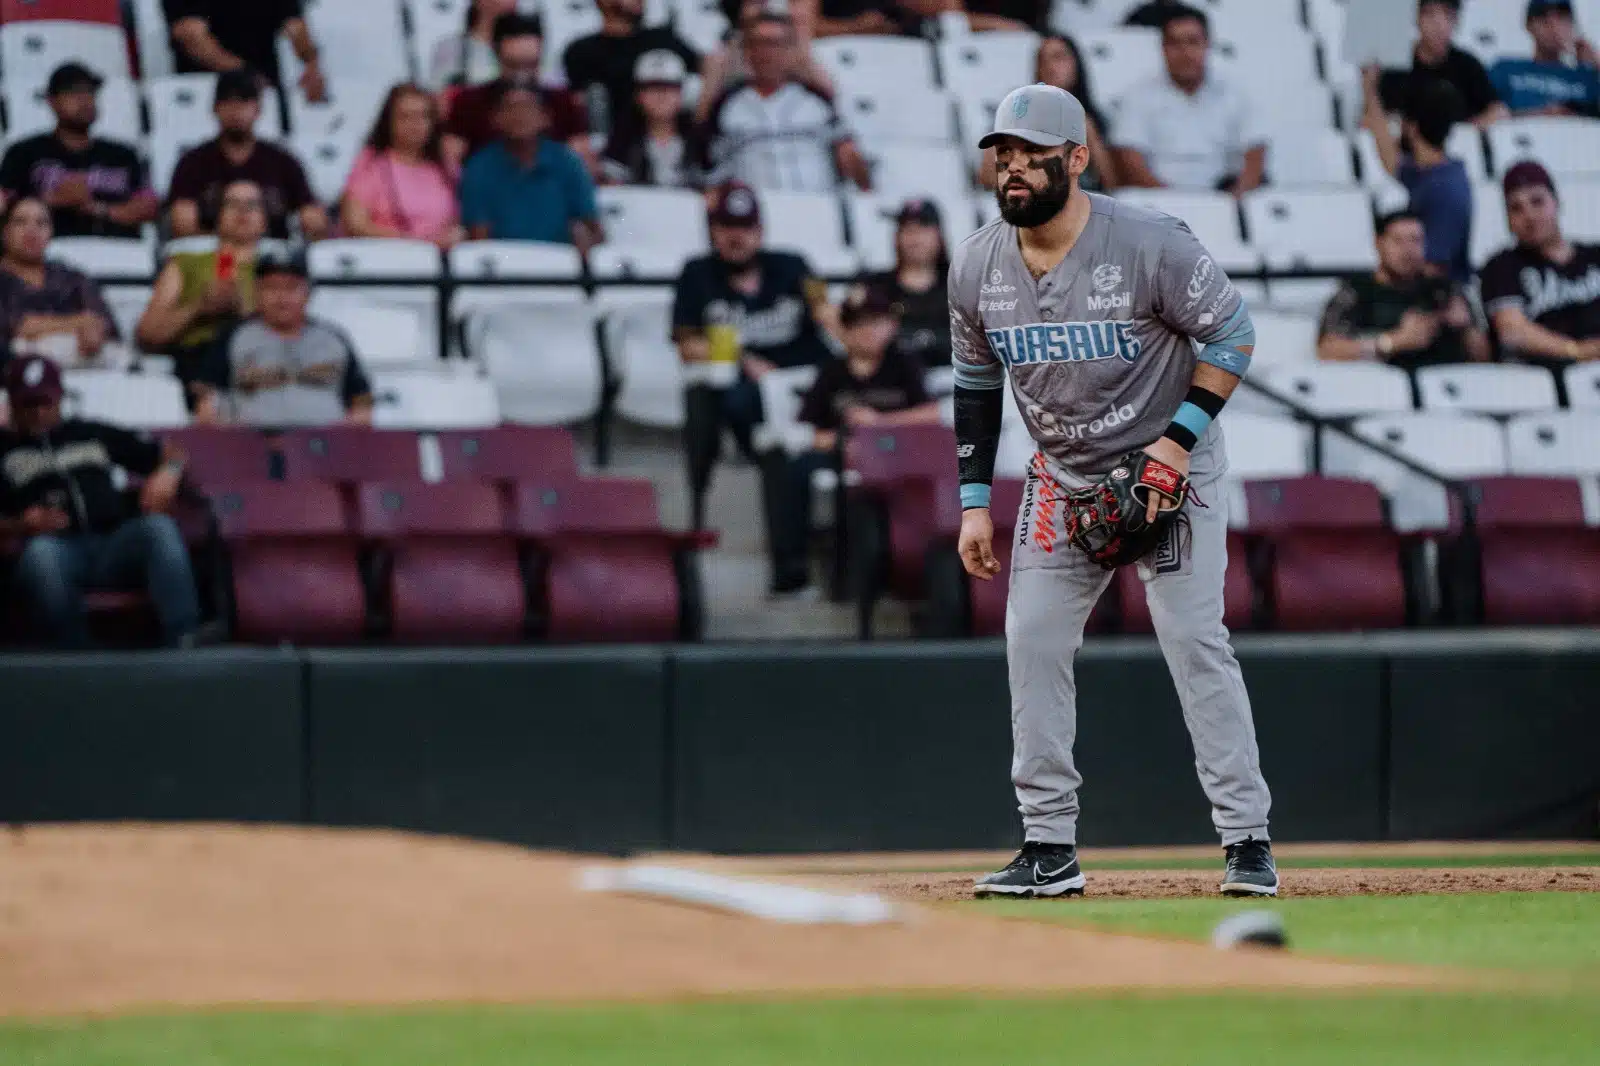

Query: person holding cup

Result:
[672,181,833,530]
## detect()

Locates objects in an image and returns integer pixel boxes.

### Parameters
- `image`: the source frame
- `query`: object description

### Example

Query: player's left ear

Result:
[1066,142,1091,179]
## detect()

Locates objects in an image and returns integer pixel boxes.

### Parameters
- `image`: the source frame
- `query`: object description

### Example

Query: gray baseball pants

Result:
[1004,461,1272,846]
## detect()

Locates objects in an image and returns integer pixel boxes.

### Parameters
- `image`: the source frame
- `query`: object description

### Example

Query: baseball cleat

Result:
[974,842,1086,898]
[1221,838,1279,897]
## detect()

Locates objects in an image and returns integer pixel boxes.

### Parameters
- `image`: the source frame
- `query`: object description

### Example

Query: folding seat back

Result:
[1077,27,1161,106]
[1242,476,1388,532]
[1218,412,1313,481]
[1416,364,1559,415]
[757,190,853,275]
[1265,128,1357,189]
[836,87,954,146]
[1246,311,1320,367]
[161,427,275,487]
[937,31,1038,103]
[0,21,129,85]
[64,370,188,428]
[596,187,709,269]
[1257,363,1414,418]
[435,426,580,484]
[1505,411,1600,475]
[357,481,507,537]
[754,365,819,455]
[1489,117,1600,179]
[1461,477,1600,624]
[513,477,664,536]
[1243,190,1379,272]
[1326,413,1508,531]
[845,424,958,489]
[278,428,421,484]
[1565,363,1600,410]
[370,372,501,430]
[812,36,935,95]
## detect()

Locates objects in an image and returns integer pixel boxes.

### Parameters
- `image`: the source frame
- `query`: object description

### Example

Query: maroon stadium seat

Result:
[357,481,525,643]
[435,426,579,484]
[1464,477,1600,624]
[512,478,688,642]
[846,425,959,614]
[212,481,366,643]
[1244,477,1405,631]
[1,0,121,23]
[278,428,420,485]
[161,427,275,487]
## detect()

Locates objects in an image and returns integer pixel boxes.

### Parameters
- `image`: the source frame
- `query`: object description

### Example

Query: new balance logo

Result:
[1087,292,1131,312]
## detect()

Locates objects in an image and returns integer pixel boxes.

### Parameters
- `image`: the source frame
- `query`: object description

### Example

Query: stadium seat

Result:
[308,239,443,364]
[597,186,709,269]
[4,76,140,143]
[812,37,936,96]
[307,239,444,281]
[465,305,603,426]
[129,0,175,79]
[63,370,187,428]
[1462,476,1600,624]
[212,480,367,643]
[292,129,366,206]
[512,477,694,642]
[1243,190,1378,272]
[1248,310,1321,366]
[279,1,409,87]
[312,302,431,372]
[435,426,579,485]
[47,238,154,280]
[1243,476,1407,630]
[1256,363,1414,418]
[964,475,1025,638]
[1076,27,1161,106]
[1416,364,1561,415]
[370,371,501,430]
[0,0,120,23]
[1266,129,1358,189]
[937,31,1039,104]
[161,427,275,487]
[1470,179,1511,267]
[1251,80,1338,139]
[0,21,130,87]
[534,0,604,79]
[1325,413,1508,531]
[1505,411,1600,478]
[866,143,973,208]
[357,480,527,643]
[1456,0,1534,64]
[837,87,956,147]
[1109,189,1257,273]
[602,301,686,429]
[147,74,284,148]
[1218,412,1313,480]
[671,0,728,53]
[1488,117,1600,179]
[449,241,586,319]
[1209,25,1320,100]
[1565,363,1600,410]
[757,190,854,275]
[278,427,422,484]
[1445,124,1490,183]
[845,424,958,630]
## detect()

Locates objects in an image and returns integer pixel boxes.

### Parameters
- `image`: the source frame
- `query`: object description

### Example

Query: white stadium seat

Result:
[468,307,604,426]
[1415,364,1560,416]
[1243,189,1378,272]
[371,371,501,430]
[604,303,686,430]
[4,77,141,143]
[1489,117,1600,179]
[1110,189,1258,273]
[1210,26,1320,98]
[131,0,176,80]
[1353,130,1412,211]
[813,37,936,95]
[672,0,729,54]
[1257,363,1414,418]
[1505,411,1600,475]
[836,88,956,146]
[308,239,443,363]
[1325,413,1508,531]
[937,31,1040,103]
[1218,411,1313,480]
[450,241,586,321]
[1077,27,1161,107]
[317,303,431,371]
[64,370,187,429]
[406,0,472,83]
[147,75,284,145]
[1252,80,1338,138]
[1248,311,1321,366]
[757,190,853,275]
[537,0,605,79]
[1265,129,1358,189]
[281,0,409,87]
[597,186,709,269]
[48,238,155,280]
[1565,363,1600,410]
[1456,1,1532,64]
[1470,180,1511,268]
[1445,124,1490,183]
[0,22,130,87]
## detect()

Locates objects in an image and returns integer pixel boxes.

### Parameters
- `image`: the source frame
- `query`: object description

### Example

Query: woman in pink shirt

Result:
[342,84,465,249]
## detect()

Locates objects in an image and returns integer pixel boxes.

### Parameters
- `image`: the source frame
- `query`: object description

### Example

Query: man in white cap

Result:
[951,83,1277,899]
[601,50,700,187]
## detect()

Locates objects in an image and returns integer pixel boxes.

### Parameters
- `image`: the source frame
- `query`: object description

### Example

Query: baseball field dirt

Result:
[0,824,1462,1018]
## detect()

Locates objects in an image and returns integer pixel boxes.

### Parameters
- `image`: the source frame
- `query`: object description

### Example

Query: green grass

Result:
[4,994,1600,1066]
[981,892,1600,979]
[782,853,1600,875]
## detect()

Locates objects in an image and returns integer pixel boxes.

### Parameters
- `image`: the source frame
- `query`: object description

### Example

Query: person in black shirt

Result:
[1479,162,1600,386]
[0,356,200,648]
[1316,209,1488,370]
[562,0,698,140]
[673,181,834,529]
[761,286,938,595]
[164,0,328,101]
[855,199,950,369]
[0,197,121,365]
[0,63,158,240]
[1378,0,1508,128]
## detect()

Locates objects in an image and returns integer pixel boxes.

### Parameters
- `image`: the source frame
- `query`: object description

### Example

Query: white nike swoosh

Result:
[1033,862,1074,883]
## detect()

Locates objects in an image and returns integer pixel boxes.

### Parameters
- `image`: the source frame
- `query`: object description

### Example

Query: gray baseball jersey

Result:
[950,193,1248,484]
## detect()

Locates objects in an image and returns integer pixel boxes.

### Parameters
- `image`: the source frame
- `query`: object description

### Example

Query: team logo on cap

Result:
[725,188,755,215]
[1012,93,1029,119]
[23,360,45,387]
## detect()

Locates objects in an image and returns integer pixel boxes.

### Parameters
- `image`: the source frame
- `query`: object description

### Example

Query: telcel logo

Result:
[1087,292,1131,312]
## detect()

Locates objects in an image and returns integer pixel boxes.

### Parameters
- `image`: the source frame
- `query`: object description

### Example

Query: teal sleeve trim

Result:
[953,361,1006,390]
[1199,343,1253,376]
[1172,401,1214,439]
[960,482,992,509]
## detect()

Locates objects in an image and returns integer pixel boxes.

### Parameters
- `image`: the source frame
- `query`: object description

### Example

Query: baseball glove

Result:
[1063,450,1190,570]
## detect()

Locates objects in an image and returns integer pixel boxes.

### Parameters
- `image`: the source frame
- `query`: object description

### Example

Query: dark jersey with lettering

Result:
[672,250,831,369]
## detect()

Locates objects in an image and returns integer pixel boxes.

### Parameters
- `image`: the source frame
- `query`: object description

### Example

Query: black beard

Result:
[218,128,254,147]
[998,179,1071,228]
[58,118,93,136]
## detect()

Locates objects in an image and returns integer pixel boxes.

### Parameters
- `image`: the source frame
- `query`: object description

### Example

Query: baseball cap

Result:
[214,69,263,104]
[977,84,1088,150]
[1527,0,1574,17]
[1503,160,1558,199]
[891,198,942,227]
[840,285,898,327]
[709,181,761,227]
[256,248,309,280]
[634,49,687,87]
[46,62,103,97]
[4,355,64,406]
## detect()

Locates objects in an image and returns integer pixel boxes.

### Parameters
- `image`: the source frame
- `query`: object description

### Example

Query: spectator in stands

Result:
[137,179,266,408]
[0,198,120,365]
[459,82,602,251]
[981,34,1115,192]
[1316,210,1488,369]
[1362,73,1473,283]
[1489,0,1600,117]
[601,51,702,187]
[342,85,465,248]
[697,0,835,122]
[164,0,328,103]
[763,287,938,595]
[167,71,328,242]
[674,182,834,529]
[563,0,699,139]
[1379,0,1508,129]
[1480,163,1600,385]
[427,0,516,92]
[0,355,201,649]
[0,63,158,240]
[202,250,373,427]
[1112,5,1265,195]
[855,199,950,369]
[442,14,589,169]
[701,13,870,193]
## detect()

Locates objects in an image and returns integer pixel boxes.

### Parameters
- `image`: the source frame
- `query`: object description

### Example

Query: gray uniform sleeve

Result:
[949,241,1004,390]
[1153,218,1256,376]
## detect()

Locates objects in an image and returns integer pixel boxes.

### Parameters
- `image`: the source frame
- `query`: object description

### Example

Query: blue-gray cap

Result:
[978,84,1088,150]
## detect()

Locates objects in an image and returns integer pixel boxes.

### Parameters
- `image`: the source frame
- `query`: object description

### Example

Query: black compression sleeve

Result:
[954,384,1004,508]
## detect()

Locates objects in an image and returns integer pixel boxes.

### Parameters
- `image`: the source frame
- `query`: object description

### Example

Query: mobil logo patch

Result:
[985,321,1143,367]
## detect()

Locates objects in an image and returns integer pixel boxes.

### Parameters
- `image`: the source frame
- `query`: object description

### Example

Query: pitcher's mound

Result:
[0,824,1432,1017]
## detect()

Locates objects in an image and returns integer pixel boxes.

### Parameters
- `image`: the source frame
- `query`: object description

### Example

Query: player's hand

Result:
[958,506,1001,581]
[1141,437,1191,523]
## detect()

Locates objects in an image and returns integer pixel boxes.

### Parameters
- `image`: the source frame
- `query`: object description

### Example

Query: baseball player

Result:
[953,84,1277,898]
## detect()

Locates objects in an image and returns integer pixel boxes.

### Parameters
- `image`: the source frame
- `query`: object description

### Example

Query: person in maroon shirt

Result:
[442,13,589,169]
[1479,161,1600,391]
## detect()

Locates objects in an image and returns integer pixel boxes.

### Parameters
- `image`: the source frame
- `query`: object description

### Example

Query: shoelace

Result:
[1227,842,1272,873]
